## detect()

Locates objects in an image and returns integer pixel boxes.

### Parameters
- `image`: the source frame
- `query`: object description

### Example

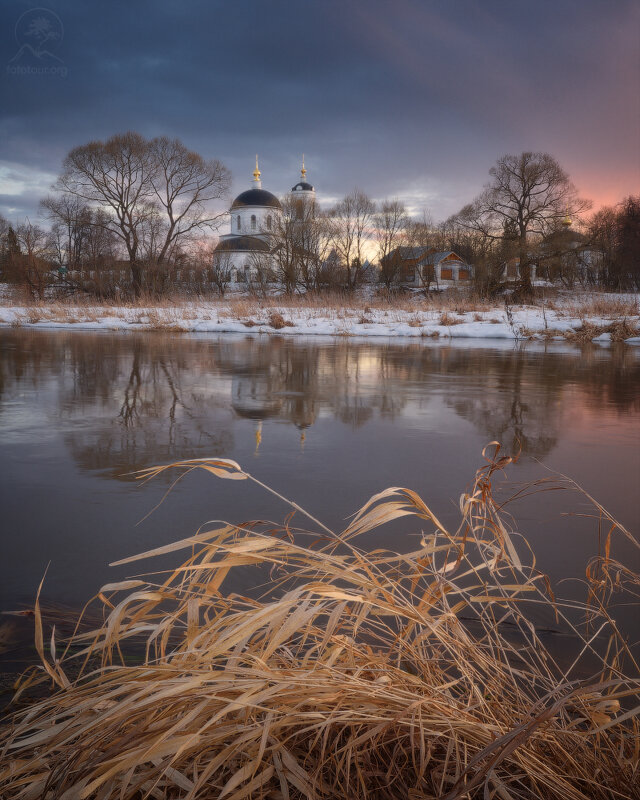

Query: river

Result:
[1,329,638,640]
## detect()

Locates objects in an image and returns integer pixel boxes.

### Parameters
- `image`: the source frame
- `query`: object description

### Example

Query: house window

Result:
[236,215,241,231]
[251,215,256,230]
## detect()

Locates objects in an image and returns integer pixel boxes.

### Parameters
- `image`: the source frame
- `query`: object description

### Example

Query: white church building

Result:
[213,157,315,284]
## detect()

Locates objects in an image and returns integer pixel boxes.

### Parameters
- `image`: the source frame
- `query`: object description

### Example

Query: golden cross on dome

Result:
[253,154,261,184]
[301,154,307,181]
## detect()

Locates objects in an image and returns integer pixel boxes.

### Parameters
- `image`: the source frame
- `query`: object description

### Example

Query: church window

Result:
[251,215,256,230]
[236,215,241,231]
[266,215,272,230]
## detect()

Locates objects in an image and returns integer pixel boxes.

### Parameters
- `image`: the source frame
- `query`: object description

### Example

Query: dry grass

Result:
[562,295,640,319]
[0,448,638,799]
[0,288,497,316]
[268,312,295,330]
[564,318,639,344]
[438,311,464,326]
[137,309,190,333]
[3,289,639,342]
[249,291,494,316]
[608,318,639,341]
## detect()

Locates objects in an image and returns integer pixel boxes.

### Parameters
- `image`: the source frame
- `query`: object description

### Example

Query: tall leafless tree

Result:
[53,132,230,294]
[41,194,92,272]
[265,196,332,294]
[7,220,55,298]
[148,136,230,265]
[454,152,591,295]
[329,190,376,291]
[375,199,410,289]
[588,195,640,290]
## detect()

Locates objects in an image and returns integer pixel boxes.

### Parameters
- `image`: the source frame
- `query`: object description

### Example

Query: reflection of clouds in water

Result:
[0,332,638,477]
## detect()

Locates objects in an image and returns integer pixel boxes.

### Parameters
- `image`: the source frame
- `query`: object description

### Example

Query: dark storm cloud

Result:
[1,0,638,221]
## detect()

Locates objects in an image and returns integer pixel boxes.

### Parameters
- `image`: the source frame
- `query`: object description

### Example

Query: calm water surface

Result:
[1,329,639,636]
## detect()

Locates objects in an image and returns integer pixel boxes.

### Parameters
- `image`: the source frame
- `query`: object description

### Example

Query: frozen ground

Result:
[0,290,638,344]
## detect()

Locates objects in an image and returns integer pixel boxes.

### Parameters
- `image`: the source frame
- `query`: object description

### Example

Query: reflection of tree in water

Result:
[445,348,560,458]
[0,332,233,477]
[440,345,639,458]
[64,339,235,478]
[1,331,638,472]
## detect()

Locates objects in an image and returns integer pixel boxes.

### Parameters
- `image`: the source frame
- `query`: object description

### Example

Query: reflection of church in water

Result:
[213,156,315,284]
[222,341,319,438]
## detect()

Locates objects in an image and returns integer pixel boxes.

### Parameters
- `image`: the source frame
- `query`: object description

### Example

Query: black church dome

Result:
[292,182,314,192]
[231,189,281,210]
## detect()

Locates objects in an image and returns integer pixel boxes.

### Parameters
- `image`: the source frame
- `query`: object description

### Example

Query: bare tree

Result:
[268,198,300,295]
[0,222,20,283]
[208,247,233,297]
[329,190,376,291]
[376,199,410,289]
[42,198,121,295]
[148,136,230,265]
[616,196,640,289]
[83,209,119,269]
[56,132,155,293]
[289,200,333,293]
[402,215,440,291]
[454,152,591,296]
[9,220,56,298]
[246,250,276,297]
[264,196,332,294]
[53,132,230,295]
[41,194,92,272]
[589,195,640,290]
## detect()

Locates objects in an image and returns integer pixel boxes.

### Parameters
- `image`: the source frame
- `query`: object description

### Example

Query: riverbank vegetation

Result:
[0,138,638,301]
[0,448,638,798]
[1,287,638,342]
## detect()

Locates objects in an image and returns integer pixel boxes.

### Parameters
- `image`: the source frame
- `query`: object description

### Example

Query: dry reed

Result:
[0,447,638,799]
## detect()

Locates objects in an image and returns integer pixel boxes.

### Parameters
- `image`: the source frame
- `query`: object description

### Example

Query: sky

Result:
[1,0,639,225]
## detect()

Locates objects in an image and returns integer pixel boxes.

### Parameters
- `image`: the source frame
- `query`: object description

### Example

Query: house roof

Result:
[423,251,465,266]
[384,247,468,267]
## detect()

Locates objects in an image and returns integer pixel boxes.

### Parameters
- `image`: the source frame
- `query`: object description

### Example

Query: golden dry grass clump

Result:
[0,447,638,799]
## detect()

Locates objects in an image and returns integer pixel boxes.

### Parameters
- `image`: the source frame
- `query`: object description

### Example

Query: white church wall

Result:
[232,206,280,236]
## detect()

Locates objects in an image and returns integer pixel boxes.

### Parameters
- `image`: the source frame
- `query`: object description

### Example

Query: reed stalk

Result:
[0,446,638,799]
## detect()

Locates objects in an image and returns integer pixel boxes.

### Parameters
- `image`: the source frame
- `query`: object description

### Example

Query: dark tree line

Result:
[587,196,640,290]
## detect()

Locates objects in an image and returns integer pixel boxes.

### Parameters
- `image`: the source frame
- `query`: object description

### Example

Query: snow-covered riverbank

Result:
[1,294,639,344]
